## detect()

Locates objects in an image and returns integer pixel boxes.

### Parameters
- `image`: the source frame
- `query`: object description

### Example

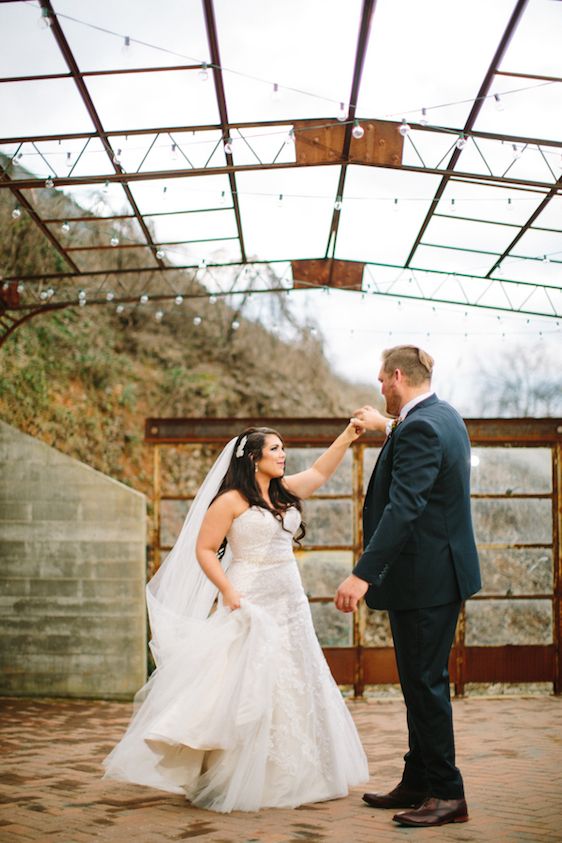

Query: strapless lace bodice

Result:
[226,506,301,565]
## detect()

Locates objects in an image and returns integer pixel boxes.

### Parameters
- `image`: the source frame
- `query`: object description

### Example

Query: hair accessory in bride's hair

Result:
[235,435,248,458]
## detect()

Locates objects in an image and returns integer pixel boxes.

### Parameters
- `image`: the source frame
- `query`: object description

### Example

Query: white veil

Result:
[146,437,237,666]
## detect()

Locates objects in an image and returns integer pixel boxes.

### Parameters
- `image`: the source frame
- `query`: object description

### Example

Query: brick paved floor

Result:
[0,695,561,843]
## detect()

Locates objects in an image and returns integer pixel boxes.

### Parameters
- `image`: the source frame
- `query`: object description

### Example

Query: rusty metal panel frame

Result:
[146,416,562,697]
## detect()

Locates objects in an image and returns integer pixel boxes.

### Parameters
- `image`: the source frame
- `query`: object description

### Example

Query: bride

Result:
[103,424,370,813]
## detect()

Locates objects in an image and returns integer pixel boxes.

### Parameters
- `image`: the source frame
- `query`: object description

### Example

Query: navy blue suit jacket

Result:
[353,395,481,610]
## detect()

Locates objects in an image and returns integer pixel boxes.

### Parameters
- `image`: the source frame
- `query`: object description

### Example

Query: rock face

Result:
[0,421,147,699]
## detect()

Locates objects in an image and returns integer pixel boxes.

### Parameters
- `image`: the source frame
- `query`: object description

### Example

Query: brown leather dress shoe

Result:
[393,796,469,827]
[362,783,428,809]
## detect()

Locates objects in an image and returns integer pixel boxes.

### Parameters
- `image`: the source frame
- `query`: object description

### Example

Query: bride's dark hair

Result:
[215,427,305,544]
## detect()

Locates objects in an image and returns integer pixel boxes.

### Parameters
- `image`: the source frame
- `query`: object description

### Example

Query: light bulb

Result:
[40,290,48,300]
[140,294,149,304]
[45,176,55,189]
[38,8,52,28]
[193,316,202,326]
[170,143,178,160]
[155,309,164,322]
[209,294,217,304]
[156,249,165,259]
[419,108,429,127]
[393,198,399,211]
[46,287,54,299]
[61,221,70,233]
[123,36,131,51]
[106,291,114,301]
[116,304,124,314]
[11,206,21,220]
[65,151,72,168]
[113,148,122,166]
[542,254,550,264]
[110,236,119,247]
[174,295,183,305]
[220,190,227,205]
[494,93,504,112]
[199,258,207,270]
[451,198,456,213]
[277,193,284,208]
[334,196,342,211]
[231,320,240,330]
[103,180,109,193]
[512,143,522,160]
[456,135,467,150]
[398,119,410,137]
[352,120,364,140]
[223,137,233,155]
[272,82,280,100]
[17,282,25,294]
[285,128,295,145]
[79,298,87,307]
[78,289,86,301]
[507,198,512,211]
[337,102,346,122]
[199,62,209,82]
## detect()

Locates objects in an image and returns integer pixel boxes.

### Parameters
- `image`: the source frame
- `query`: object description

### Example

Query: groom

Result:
[335,345,481,828]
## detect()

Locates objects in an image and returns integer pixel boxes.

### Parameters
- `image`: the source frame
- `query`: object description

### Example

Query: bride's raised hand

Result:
[352,405,388,434]
[222,585,242,611]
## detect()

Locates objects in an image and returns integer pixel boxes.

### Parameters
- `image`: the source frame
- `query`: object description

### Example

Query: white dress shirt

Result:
[384,390,435,437]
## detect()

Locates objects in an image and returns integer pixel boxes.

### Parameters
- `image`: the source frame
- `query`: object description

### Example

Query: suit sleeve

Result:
[353,418,442,586]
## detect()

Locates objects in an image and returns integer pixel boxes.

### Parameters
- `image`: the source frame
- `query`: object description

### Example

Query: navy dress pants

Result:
[388,601,464,800]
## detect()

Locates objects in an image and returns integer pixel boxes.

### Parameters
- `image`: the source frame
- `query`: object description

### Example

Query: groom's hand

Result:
[352,405,388,433]
[335,574,369,613]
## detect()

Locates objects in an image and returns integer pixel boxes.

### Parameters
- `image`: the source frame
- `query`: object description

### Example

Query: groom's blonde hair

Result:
[382,345,434,386]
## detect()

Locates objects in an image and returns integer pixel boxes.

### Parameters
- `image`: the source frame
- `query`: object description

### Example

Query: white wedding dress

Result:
[103,506,368,813]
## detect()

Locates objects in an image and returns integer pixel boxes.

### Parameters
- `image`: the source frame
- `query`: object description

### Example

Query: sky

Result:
[0,0,560,416]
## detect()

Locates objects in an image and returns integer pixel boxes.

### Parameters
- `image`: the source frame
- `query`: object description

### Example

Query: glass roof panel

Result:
[0,79,95,136]
[530,195,562,231]
[437,181,546,226]
[229,126,296,167]
[472,74,562,145]
[499,0,562,77]
[153,208,238,244]
[413,244,496,276]
[70,246,156,272]
[357,0,515,129]
[496,257,562,287]
[170,238,242,266]
[511,228,562,264]
[128,174,233,214]
[335,166,441,265]
[84,71,220,131]
[54,0,210,72]
[0,3,68,76]
[236,166,341,261]
[422,216,521,255]
[214,0,361,122]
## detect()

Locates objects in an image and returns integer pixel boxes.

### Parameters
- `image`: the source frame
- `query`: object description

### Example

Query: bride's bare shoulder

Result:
[210,489,248,519]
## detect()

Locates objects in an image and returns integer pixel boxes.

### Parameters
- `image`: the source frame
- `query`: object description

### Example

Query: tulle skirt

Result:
[103,585,368,812]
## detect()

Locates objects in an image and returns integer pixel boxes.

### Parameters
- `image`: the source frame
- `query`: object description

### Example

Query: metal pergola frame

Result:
[1,0,561,344]
[145,416,562,698]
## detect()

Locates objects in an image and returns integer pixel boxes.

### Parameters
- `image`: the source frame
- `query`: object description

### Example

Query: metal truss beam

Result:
[404,0,531,268]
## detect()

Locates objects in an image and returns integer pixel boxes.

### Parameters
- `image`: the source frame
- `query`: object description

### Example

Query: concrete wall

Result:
[0,421,147,699]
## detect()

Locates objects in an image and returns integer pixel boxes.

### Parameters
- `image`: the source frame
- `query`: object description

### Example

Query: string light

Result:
[419,108,429,127]
[512,144,522,160]
[199,62,209,82]
[209,294,217,304]
[351,120,364,140]
[17,282,24,293]
[112,148,122,166]
[494,93,504,112]
[285,128,295,145]
[155,309,164,322]
[139,294,149,304]
[455,135,467,150]
[174,295,183,304]
[11,206,21,220]
[65,151,72,168]
[231,320,240,330]
[398,119,410,137]
[337,102,346,122]
[334,196,342,211]
[105,291,114,301]
[170,143,178,160]
[110,235,119,247]
[199,258,207,269]
[116,304,124,314]
[45,176,55,189]
[156,249,165,259]
[61,220,70,233]
[103,180,109,193]
[277,193,284,208]
[193,315,202,326]
[122,35,131,51]
[38,7,52,28]
[223,136,233,155]
[272,82,280,100]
